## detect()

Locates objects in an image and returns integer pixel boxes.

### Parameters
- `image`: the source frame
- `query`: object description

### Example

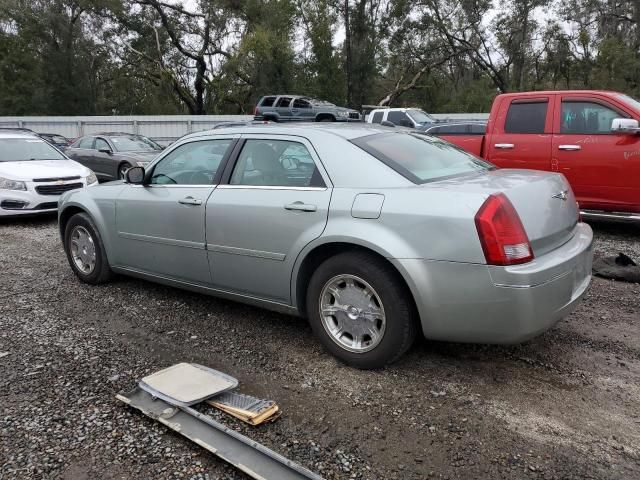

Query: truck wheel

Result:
[306,251,417,369]
[63,213,113,285]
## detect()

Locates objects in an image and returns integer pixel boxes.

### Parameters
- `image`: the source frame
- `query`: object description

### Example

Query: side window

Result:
[505,101,548,134]
[150,139,232,185]
[436,124,468,134]
[470,123,487,134]
[260,96,276,107]
[371,111,384,124]
[293,98,311,109]
[230,139,325,188]
[95,138,110,151]
[387,111,411,125]
[276,97,292,108]
[561,101,621,134]
[78,137,94,149]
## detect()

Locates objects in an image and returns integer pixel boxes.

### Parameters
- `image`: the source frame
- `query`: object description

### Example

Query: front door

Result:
[114,137,236,283]
[291,98,315,121]
[93,137,116,180]
[206,135,332,303]
[552,96,640,212]
[485,95,554,171]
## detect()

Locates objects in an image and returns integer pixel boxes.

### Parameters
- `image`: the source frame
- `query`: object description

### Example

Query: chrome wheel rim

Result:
[70,226,96,274]
[118,165,129,179]
[319,274,386,353]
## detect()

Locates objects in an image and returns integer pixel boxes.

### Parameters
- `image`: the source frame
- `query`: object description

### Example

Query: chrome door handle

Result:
[178,196,202,206]
[494,143,515,149]
[558,145,581,151]
[284,202,317,212]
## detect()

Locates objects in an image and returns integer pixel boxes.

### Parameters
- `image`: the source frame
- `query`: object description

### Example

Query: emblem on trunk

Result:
[552,190,569,201]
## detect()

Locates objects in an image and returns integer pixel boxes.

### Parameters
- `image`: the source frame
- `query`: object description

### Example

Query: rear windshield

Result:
[0,138,66,162]
[351,132,494,184]
[110,135,161,152]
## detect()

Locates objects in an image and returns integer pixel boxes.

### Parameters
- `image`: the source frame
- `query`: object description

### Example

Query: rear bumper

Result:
[393,223,593,344]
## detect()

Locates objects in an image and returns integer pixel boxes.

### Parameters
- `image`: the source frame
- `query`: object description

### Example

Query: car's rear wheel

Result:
[64,213,113,284]
[306,251,417,369]
[118,163,132,180]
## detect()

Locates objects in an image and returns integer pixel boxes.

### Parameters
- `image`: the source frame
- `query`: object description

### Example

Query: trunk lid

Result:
[432,169,579,256]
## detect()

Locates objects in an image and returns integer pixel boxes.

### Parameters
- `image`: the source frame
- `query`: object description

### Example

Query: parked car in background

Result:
[441,90,640,219]
[0,130,97,216]
[366,107,437,129]
[58,123,592,369]
[38,133,71,151]
[254,95,361,122]
[65,132,163,181]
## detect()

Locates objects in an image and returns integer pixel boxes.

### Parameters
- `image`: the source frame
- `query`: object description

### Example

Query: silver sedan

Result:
[58,124,593,369]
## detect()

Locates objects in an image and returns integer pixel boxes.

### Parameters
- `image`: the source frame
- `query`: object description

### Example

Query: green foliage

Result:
[0,0,639,115]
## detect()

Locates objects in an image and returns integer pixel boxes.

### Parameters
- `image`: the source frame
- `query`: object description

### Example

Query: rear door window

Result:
[276,97,292,108]
[77,137,94,149]
[505,101,548,134]
[371,111,384,124]
[230,139,324,188]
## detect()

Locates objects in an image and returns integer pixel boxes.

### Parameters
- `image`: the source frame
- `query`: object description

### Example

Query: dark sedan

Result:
[38,133,71,151]
[65,132,163,181]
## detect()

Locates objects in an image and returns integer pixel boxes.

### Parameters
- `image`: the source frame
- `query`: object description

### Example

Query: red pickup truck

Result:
[440,91,640,219]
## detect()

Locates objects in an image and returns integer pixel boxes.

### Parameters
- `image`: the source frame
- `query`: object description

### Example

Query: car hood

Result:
[117,151,160,163]
[0,159,91,181]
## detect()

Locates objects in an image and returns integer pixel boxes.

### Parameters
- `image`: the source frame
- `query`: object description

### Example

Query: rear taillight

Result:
[475,193,533,266]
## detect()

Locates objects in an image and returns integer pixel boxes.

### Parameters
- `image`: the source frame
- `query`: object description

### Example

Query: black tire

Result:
[63,212,113,284]
[118,163,132,180]
[306,251,417,369]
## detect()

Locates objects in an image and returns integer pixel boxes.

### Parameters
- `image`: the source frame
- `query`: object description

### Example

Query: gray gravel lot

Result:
[1,215,639,480]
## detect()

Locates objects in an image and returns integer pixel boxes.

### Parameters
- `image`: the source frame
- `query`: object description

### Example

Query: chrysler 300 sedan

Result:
[57,124,593,368]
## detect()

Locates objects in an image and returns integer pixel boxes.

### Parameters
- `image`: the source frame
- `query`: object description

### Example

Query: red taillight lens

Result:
[474,193,533,266]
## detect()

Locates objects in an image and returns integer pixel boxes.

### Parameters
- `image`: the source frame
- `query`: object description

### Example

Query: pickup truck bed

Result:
[434,90,640,217]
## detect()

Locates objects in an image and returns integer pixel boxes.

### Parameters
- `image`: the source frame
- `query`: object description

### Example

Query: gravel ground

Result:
[1,215,639,480]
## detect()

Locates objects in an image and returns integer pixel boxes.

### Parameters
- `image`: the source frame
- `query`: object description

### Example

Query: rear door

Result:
[206,135,332,303]
[552,95,640,212]
[486,95,554,171]
[275,97,293,121]
[114,137,236,283]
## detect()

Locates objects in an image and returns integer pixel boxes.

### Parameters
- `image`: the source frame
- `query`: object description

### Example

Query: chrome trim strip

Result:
[581,210,640,222]
[118,232,206,250]
[207,243,286,261]
[217,185,327,191]
[493,270,571,289]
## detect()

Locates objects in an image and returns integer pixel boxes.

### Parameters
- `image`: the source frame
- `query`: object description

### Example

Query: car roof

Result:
[183,122,399,141]
[0,130,40,139]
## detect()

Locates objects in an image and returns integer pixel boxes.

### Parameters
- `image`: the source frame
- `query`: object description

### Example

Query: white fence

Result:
[0,113,489,144]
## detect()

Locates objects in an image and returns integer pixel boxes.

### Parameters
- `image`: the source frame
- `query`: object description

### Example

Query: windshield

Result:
[110,135,162,152]
[617,94,640,112]
[0,138,66,162]
[407,109,435,124]
[351,132,494,184]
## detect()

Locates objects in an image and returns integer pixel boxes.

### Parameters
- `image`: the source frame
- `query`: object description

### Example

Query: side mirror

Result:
[99,148,112,154]
[380,120,396,128]
[125,166,145,184]
[611,118,640,134]
[398,119,414,128]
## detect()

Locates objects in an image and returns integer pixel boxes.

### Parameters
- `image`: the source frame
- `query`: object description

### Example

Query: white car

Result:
[0,130,97,216]
[366,107,436,129]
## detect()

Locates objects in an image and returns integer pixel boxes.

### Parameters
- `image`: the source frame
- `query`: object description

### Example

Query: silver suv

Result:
[254,95,361,122]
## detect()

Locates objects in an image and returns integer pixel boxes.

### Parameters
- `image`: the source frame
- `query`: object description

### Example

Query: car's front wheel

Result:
[118,163,132,180]
[63,213,113,284]
[306,251,417,369]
